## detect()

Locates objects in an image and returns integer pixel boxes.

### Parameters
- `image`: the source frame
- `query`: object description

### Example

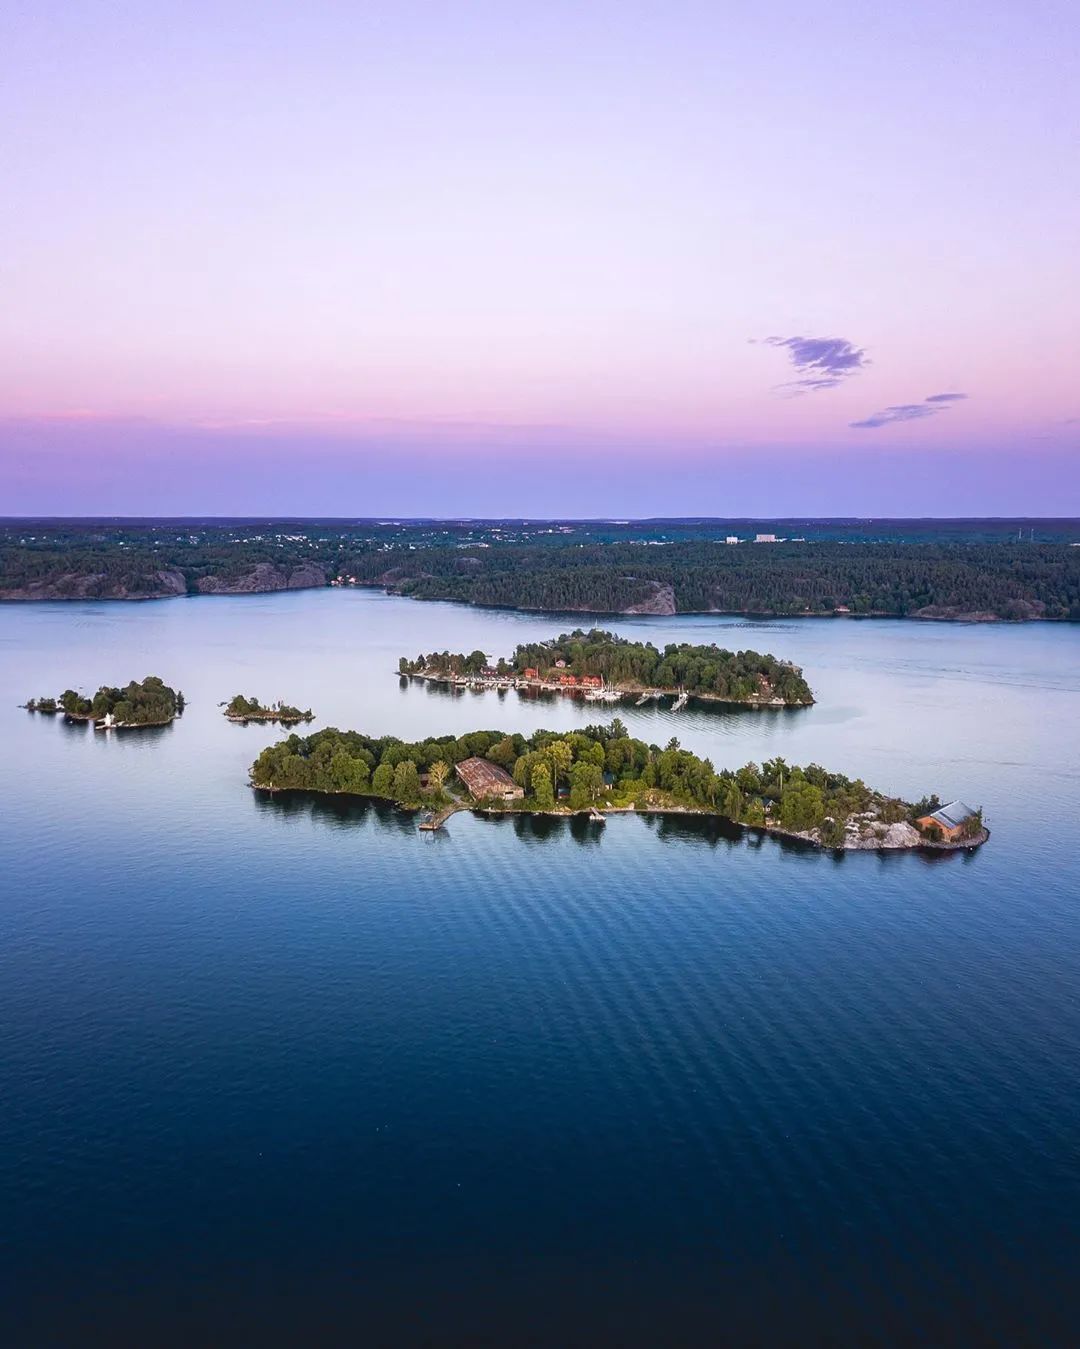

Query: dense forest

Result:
[249,719,981,849]
[29,676,185,725]
[3,522,1077,619]
[224,694,313,724]
[356,541,1080,620]
[399,629,814,703]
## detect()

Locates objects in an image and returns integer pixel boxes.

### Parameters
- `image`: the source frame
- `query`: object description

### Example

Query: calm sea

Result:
[3,591,1079,1346]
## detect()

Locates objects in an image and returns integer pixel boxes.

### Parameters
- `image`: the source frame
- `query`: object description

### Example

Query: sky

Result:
[2,0,1078,516]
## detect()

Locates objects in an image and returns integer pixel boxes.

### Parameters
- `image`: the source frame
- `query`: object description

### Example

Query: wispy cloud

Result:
[760,335,869,393]
[851,393,968,430]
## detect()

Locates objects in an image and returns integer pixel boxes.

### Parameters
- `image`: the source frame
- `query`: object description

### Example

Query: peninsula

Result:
[399,629,814,707]
[224,694,314,725]
[249,720,986,852]
[26,676,184,728]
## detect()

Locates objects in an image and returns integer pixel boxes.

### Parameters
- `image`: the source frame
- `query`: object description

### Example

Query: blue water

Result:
[3,591,1079,1345]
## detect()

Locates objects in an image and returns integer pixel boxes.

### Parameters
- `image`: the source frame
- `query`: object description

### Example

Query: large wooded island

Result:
[249,721,986,852]
[399,629,815,706]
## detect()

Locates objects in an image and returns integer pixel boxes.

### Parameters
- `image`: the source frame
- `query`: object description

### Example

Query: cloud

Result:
[760,334,869,393]
[851,392,968,430]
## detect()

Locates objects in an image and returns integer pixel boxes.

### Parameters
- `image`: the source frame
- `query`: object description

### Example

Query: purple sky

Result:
[2,1,1078,515]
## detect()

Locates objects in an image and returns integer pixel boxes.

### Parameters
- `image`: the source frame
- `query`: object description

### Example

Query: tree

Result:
[371,762,394,796]
[531,762,555,810]
[722,781,744,822]
[486,736,517,769]
[780,782,825,831]
[543,739,573,792]
[393,760,420,802]
[568,761,603,810]
[427,760,449,793]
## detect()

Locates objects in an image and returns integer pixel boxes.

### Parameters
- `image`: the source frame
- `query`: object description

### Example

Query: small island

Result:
[25,676,184,728]
[224,694,314,725]
[23,696,59,714]
[249,719,986,852]
[398,629,814,707]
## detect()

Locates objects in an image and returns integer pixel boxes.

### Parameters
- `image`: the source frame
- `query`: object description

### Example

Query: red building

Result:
[522,667,539,680]
[559,673,578,686]
[580,675,603,688]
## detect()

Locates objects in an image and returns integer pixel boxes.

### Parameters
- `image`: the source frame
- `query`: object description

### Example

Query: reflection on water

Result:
[410,674,811,733]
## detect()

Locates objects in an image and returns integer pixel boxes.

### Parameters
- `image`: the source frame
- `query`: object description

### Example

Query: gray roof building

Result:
[929,800,977,829]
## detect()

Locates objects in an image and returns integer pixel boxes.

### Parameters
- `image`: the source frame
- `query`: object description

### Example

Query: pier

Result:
[419,803,463,832]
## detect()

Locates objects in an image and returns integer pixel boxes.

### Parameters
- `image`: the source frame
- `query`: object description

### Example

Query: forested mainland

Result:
[2,521,1077,620]
[399,629,814,704]
[249,720,985,851]
[357,541,1080,620]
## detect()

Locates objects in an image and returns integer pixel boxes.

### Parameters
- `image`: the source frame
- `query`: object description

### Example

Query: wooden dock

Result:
[419,803,462,832]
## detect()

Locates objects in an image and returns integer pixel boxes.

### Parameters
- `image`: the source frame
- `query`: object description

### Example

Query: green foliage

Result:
[399,628,813,703]
[246,721,944,847]
[3,521,1076,622]
[531,762,555,809]
[25,696,59,713]
[225,694,312,723]
[52,676,181,724]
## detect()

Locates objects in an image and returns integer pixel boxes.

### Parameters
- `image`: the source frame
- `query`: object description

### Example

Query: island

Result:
[224,694,314,725]
[249,719,987,852]
[398,629,814,707]
[23,696,59,713]
[26,676,184,728]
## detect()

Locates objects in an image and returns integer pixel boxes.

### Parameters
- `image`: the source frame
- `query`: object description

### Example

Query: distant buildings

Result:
[725,536,739,545]
[455,757,524,802]
[754,533,778,543]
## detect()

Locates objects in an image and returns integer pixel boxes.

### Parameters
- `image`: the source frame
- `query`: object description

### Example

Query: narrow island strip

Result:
[23,676,183,728]
[398,628,814,707]
[249,720,986,852]
[224,694,314,725]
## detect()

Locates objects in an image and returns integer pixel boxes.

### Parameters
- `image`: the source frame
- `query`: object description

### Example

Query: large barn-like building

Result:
[455,757,524,802]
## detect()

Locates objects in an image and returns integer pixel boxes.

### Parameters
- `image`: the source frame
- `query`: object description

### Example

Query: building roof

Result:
[929,800,977,829]
[456,756,520,798]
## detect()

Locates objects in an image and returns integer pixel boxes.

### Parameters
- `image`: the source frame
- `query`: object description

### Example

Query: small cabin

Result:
[916,800,978,841]
[559,673,578,686]
[580,675,603,688]
[522,667,539,680]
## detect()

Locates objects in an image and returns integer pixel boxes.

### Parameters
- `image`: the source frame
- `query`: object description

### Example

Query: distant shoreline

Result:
[1,583,1067,623]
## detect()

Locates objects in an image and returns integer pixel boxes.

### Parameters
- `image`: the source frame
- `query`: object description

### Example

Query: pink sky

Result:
[2,0,1078,513]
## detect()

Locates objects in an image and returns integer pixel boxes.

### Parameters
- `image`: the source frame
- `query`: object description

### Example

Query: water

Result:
[3,591,1079,1346]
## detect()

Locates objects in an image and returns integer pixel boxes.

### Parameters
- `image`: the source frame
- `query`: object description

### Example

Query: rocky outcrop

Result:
[195,562,327,595]
[621,581,677,616]
[0,568,187,601]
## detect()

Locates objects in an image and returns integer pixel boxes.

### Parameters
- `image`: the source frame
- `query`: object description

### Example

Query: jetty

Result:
[671,692,689,712]
[419,803,462,832]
